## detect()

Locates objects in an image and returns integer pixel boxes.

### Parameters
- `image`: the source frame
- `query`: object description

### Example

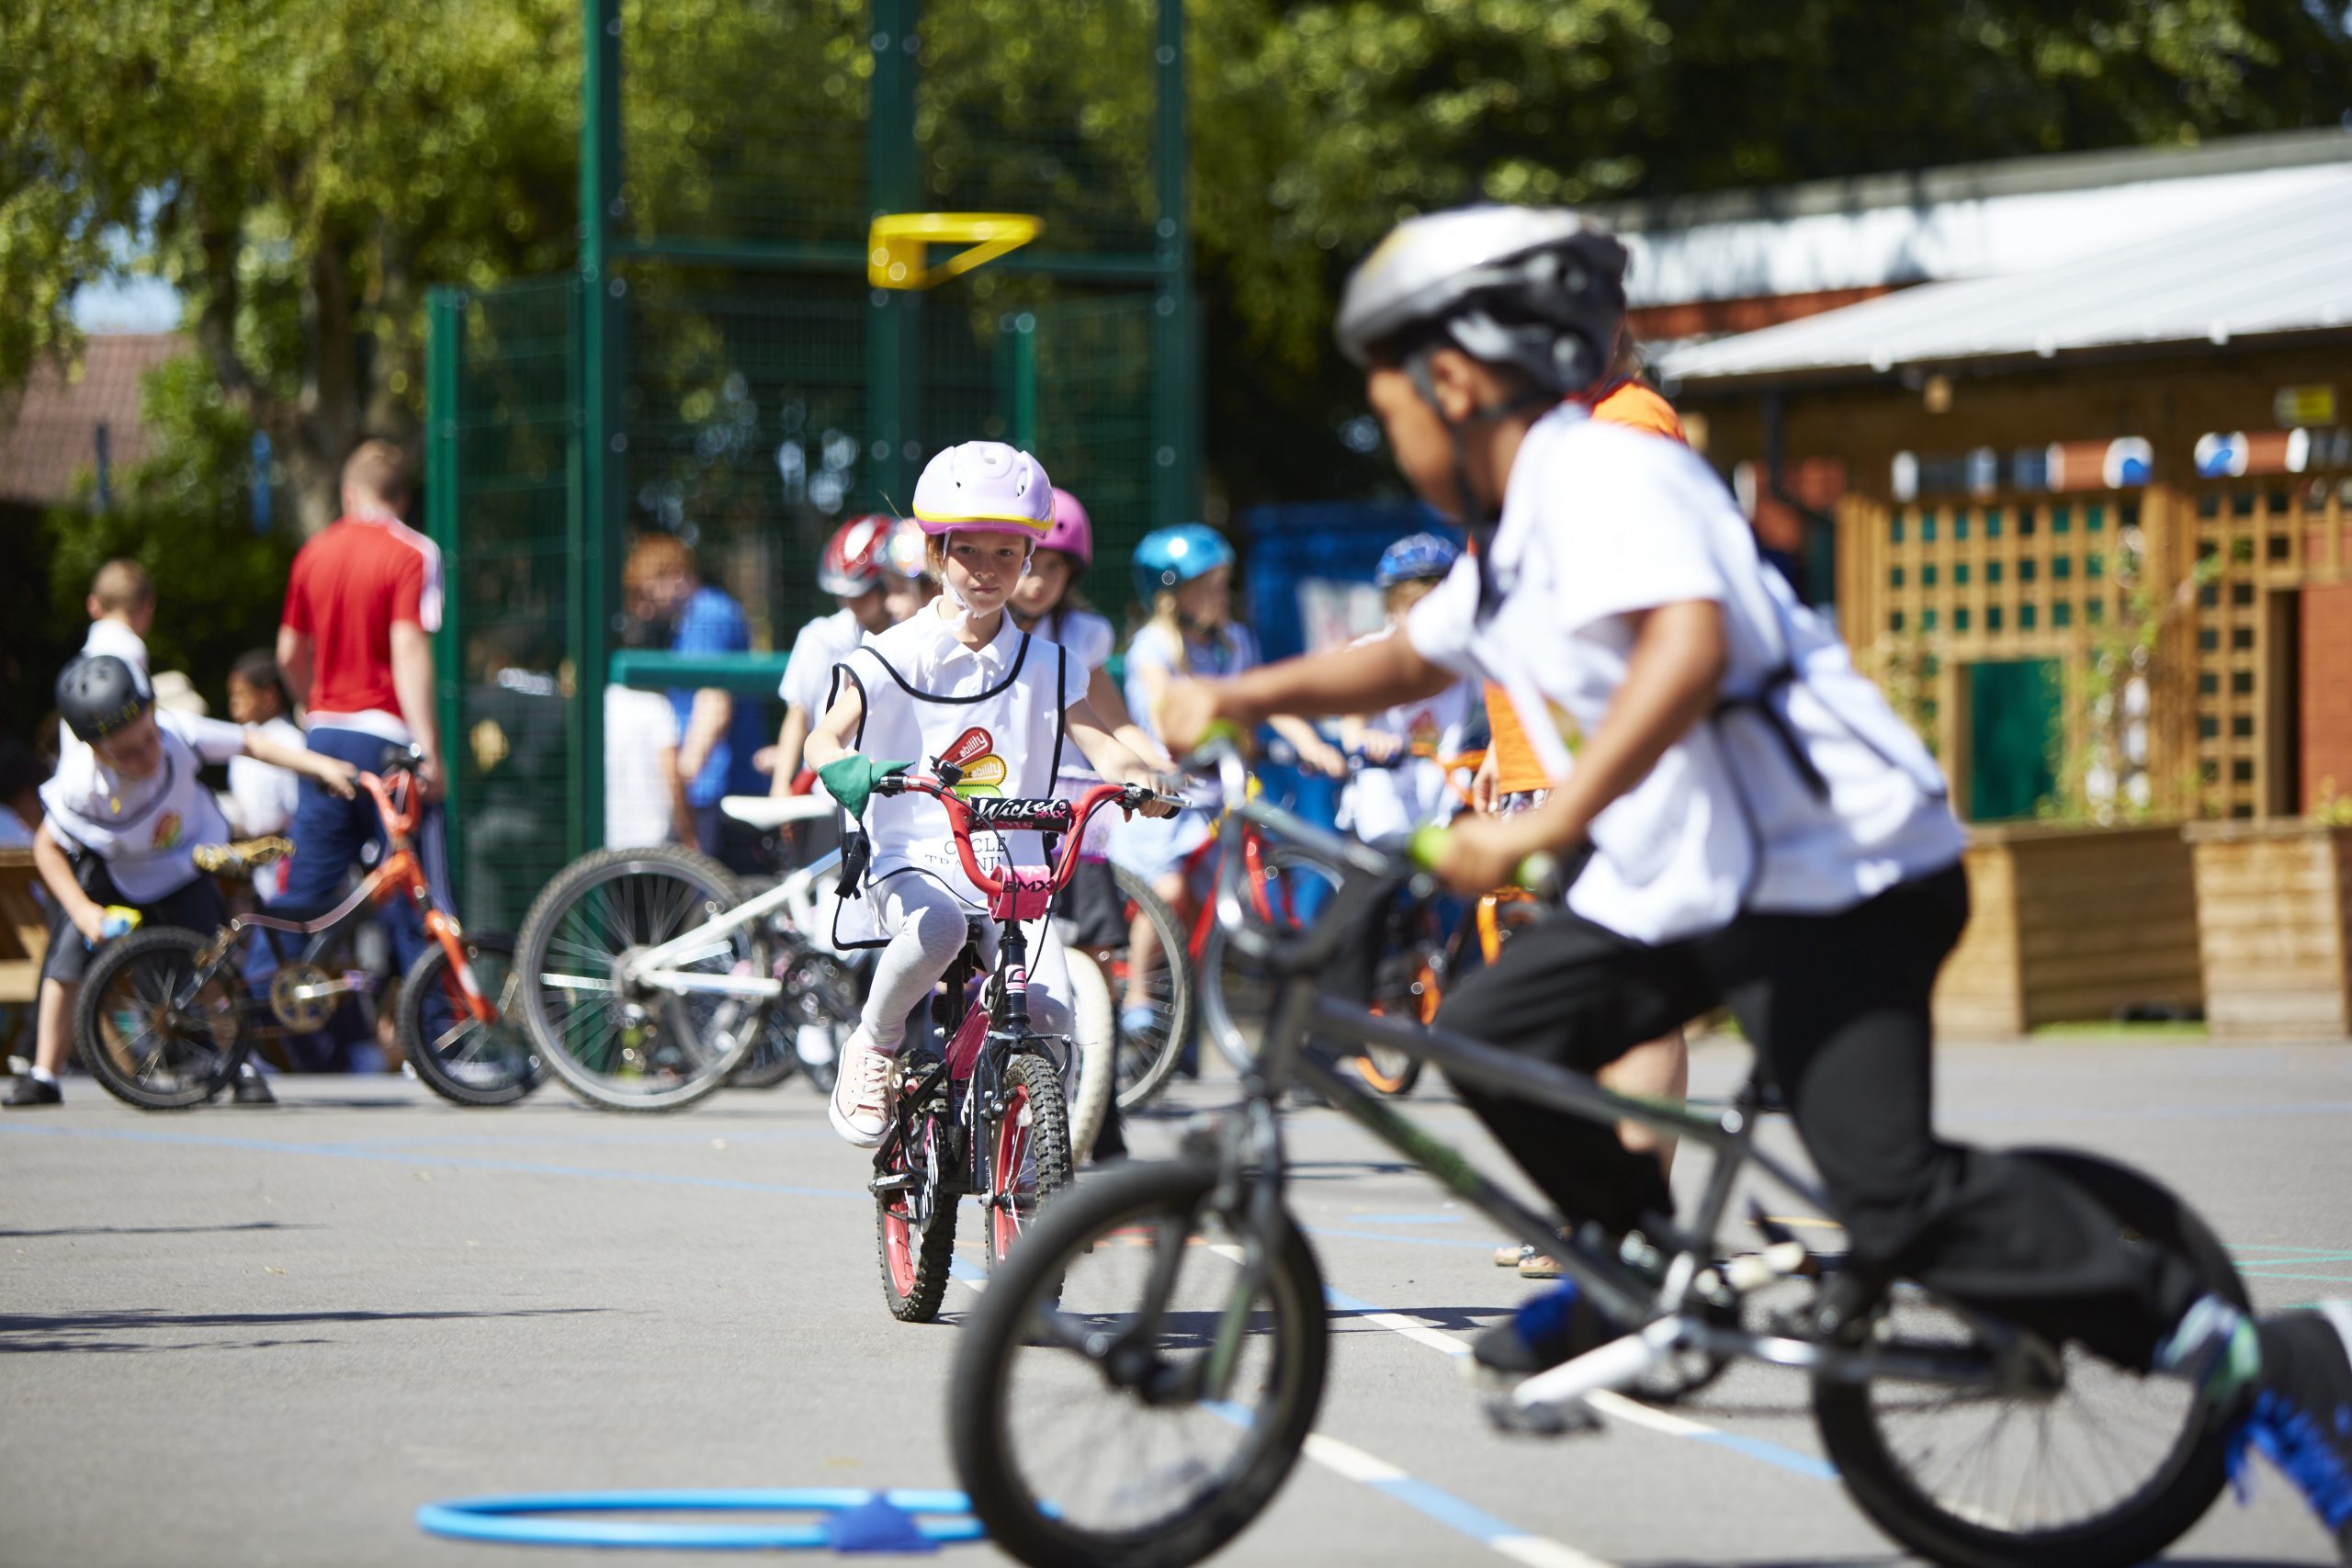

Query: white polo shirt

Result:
[1407,404,1963,944]
[779,607,871,718]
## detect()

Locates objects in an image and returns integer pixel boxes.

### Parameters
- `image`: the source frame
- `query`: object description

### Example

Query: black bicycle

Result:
[947,737,2247,1568]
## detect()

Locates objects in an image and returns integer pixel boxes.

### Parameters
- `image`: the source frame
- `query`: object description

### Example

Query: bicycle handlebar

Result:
[872,774,1177,902]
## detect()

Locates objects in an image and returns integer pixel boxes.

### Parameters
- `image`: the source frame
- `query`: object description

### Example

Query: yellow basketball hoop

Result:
[866,212,1043,290]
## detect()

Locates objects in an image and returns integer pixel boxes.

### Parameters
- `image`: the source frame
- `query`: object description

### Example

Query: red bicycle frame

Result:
[232,763,494,1027]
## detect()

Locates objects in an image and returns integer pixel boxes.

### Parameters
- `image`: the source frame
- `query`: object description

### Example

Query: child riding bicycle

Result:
[10,655,357,1109]
[806,442,1176,1148]
[1160,203,2352,1553]
[1334,532,1476,847]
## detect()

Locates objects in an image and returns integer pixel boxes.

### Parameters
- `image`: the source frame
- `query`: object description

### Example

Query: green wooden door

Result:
[1966,658,2060,821]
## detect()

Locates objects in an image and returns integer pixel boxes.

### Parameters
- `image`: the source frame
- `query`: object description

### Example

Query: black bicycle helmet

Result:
[56,654,154,742]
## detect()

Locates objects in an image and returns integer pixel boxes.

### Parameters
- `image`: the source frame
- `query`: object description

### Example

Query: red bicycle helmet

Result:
[819,514,893,596]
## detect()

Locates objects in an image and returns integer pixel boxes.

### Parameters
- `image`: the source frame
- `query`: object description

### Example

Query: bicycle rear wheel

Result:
[1062,946,1117,1163]
[516,845,760,1112]
[399,933,543,1106]
[1814,1148,2248,1568]
[73,927,252,1110]
[877,1090,959,1324]
[1199,846,1340,1075]
[1104,863,1191,1110]
[949,1157,1328,1568]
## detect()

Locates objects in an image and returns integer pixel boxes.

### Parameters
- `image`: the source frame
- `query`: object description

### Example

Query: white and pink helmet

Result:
[910,441,1054,538]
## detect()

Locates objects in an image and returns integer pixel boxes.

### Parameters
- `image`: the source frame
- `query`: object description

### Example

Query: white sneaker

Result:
[828,1027,894,1147]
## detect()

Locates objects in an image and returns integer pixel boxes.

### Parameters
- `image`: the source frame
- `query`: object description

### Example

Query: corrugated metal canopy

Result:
[1656,173,2352,389]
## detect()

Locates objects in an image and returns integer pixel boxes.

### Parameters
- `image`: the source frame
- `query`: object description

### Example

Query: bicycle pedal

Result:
[1481,1393,1602,1438]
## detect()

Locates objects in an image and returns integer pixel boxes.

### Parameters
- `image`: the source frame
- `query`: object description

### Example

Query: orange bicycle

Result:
[73,747,538,1110]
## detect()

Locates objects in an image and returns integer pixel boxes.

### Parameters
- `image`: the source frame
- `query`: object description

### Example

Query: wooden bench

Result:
[0,847,50,1006]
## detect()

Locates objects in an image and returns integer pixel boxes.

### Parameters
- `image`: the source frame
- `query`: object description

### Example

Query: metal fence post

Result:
[577,0,623,855]
[1151,0,1197,530]
[424,287,469,915]
[867,0,920,511]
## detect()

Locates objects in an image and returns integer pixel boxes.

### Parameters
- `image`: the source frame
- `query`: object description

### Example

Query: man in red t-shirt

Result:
[275,440,452,984]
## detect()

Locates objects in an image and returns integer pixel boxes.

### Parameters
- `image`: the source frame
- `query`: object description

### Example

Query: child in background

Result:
[0,739,46,847]
[222,652,306,854]
[10,655,359,1108]
[59,560,155,777]
[878,518,937,625]
[1335,532,1477,847]
[1110,525,1345,1064]
[805,443,1175,1147]
[768,517,897,799]
[605,600,695,850]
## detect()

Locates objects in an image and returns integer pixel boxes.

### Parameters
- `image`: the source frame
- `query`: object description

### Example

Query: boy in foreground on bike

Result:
[1159,205,2352,1555]
[806,443,1176,1149]
[9,655,358,1109]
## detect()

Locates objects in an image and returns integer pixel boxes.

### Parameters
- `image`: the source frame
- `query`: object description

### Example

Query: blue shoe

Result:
[2230,1303,2352,1561]
[1473,1276,1614,1376]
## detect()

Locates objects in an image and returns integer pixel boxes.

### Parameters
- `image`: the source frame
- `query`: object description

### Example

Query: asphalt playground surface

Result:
[6,1034,2350,1568]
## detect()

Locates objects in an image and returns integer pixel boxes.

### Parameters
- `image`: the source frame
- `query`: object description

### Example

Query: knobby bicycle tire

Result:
[73,926,252,1110]
[1814,1147,2248,1568]
[950,1157,1328,1568]
[398,931,545,1107]
[989,1052,1074,1272]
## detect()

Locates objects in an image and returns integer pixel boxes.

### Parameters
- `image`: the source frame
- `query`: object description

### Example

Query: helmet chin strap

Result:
[1407,350,1549,615]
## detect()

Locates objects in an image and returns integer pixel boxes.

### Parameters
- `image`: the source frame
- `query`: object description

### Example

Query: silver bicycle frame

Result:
[543,849,843,1001]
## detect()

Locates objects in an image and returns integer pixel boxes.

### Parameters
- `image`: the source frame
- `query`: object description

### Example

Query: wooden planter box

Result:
[1933,822,2203,1039]
[2186,821,2352,1039]
[0,848,51,1007]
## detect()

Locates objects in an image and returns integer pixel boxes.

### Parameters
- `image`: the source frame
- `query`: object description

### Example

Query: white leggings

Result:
[862,873,1072,1077]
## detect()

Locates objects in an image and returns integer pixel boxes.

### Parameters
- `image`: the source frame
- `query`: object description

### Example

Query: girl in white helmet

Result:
[805,442,1175,1147]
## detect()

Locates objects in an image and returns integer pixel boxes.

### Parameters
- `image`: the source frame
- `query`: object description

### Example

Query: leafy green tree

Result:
[1,0,579,534]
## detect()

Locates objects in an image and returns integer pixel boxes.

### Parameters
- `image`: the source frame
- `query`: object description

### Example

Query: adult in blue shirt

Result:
[622,533,767,870]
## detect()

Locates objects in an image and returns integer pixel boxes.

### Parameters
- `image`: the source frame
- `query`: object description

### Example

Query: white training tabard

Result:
[40,712,241,903]
[836,615,1072,930]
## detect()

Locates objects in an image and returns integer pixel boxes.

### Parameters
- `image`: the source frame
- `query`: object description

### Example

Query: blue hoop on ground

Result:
[415,1488,984,1551]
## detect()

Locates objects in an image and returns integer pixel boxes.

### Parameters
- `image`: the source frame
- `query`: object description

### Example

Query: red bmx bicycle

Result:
[869,768,1177,1323]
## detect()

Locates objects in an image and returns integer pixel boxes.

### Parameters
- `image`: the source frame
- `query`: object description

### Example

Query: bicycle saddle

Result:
[376,742,426,775]
[193,837,295,878]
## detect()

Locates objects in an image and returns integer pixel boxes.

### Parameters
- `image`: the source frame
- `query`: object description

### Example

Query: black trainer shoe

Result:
[4,1075,62,1108]
[231,1074,277,1107]
[1473,1277,1617,1376]
[2233,1303,2352,1562]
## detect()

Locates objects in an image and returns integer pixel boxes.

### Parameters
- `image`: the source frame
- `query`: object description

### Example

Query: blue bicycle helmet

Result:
[1374,531,1460,588]
[1131,524,1236,606]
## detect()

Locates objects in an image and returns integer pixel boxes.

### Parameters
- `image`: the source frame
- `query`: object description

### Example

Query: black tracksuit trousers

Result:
[1428,863,2206,1369]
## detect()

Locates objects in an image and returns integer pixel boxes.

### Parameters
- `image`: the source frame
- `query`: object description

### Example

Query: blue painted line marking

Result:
[1690,1430,1839,1481]
[1365,1474,1533,1547]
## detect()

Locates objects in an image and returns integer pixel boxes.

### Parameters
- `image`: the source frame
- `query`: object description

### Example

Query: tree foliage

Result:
[1,0,578,533]
[3,0,2348,532]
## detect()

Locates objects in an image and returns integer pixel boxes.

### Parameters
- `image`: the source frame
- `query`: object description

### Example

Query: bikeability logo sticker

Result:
[940,726,1007,797]
[151,810,184,850]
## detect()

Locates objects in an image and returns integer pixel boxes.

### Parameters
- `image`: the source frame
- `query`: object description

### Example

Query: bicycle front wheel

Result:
[74,926,252,1110]
[516,845,760,1112]
[1814,1148,2248,1568]
[950,1157,1328,1568]
[399,932,544,1107]
[987,1052,1074,1270]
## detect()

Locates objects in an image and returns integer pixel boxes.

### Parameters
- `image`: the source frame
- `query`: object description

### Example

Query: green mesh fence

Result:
[430,0,1190,897]
[431,278,579,934]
